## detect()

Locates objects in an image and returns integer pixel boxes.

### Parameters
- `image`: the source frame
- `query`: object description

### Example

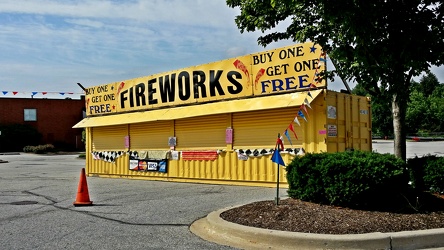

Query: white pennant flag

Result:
[304,98,312,109]
[294,116,301,126]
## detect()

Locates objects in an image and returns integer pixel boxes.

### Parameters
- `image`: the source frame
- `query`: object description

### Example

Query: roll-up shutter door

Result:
[233,107,303,148]
[129,121,172,150]
[92,125,127,151]
[175,114,228,149]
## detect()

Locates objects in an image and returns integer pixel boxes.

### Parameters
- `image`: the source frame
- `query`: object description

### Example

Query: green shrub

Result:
[23,144,55,154]
[23,145,35,153]
[34,144,55,154]
[286,151,409,209]
[424,157,444,193]
[408,155,444,193]
[285,152,327,203]
[407,155,429,191]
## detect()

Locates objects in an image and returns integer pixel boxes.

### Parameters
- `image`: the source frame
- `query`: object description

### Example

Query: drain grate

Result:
[10,201,39,205]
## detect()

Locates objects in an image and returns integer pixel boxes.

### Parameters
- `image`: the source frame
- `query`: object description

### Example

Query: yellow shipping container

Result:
[74,42,371,187]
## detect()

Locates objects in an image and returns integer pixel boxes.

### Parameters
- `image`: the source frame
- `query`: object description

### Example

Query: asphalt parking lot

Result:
[0,140,443,249]
[0,153,287,249]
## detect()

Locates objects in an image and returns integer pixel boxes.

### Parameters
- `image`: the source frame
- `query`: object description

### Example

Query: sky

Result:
[0,0,443,99]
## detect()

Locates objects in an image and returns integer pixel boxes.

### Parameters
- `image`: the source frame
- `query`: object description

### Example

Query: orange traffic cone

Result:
[73,168,93,206]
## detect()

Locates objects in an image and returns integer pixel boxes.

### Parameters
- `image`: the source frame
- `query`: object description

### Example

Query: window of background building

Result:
[24,109,37,121]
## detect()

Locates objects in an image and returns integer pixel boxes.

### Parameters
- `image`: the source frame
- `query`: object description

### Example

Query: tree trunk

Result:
[392,93,407,161]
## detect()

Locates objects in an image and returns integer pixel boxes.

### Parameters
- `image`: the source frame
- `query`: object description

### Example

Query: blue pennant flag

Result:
[271,149,285,166]
[284,129,293,146]
[298,110,307,122]
[32,92,38,96]
[59,92,65,95]
[2,91,8,95]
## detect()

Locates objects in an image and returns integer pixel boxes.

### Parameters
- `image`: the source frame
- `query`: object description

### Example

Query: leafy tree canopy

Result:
[227,0,444,160]
[227,0,442,95]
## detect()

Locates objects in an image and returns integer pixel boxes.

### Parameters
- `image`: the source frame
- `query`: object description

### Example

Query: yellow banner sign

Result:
[251,43,325,95]
[85,42,325,116]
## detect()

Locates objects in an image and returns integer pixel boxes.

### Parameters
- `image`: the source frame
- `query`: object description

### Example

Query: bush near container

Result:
[286,151,410,211]
[408,155,444,194]
[286,151,444,212]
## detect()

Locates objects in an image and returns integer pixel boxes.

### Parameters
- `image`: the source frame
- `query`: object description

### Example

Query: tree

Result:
[226,0,444,160]
[352,84,393,138]
[407,73,444,134]
[413,72,441,97]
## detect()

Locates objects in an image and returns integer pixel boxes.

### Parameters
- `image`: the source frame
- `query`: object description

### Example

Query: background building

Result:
[0,96,85,152]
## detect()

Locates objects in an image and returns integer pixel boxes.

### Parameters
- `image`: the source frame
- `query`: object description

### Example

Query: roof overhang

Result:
[73,89,324,128]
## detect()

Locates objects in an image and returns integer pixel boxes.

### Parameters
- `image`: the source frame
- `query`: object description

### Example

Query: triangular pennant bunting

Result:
[304,98,312,109]
[283,129,293,146]
[0,91,82,96]
[301,104,310,118]
[288,123,298,140]
[298,110,307,122]
[293,116,301,126]
[269,48,326,163]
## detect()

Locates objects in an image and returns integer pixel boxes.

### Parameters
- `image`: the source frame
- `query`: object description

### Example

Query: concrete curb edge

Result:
[190,206,444,250]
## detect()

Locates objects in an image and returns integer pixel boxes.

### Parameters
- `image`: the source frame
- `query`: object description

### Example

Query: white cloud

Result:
[0,0,442,97]
[64,18,104,28]
[0,0,240,28]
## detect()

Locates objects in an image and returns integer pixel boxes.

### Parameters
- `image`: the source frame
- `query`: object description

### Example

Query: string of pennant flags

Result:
[1,90,84,97]
[279,49,327,149]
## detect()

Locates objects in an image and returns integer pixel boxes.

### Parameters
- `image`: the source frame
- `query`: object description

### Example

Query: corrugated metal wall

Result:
[233,107,303,148]
[326,92,372,152]
[85,90,371,187]
[130,121,173,150]
[92,125,127,151]
[175,114,228,149]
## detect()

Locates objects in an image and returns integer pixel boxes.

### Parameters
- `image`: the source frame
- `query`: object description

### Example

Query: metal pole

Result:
[275,162,280,205]
[275,133,280,205]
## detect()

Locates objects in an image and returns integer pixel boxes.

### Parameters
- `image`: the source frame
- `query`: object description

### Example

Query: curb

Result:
[190,206,444,250]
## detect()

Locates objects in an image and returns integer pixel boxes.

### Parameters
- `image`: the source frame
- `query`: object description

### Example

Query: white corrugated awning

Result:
[73,89,324,128]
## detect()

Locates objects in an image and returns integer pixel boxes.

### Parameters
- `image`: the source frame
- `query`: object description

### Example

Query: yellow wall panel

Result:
[326,91,371,153]
[175,114,228,149]
[130,121,172,150]
[92,125,127,151]
[233,107,303,149]
[84,90,371,188]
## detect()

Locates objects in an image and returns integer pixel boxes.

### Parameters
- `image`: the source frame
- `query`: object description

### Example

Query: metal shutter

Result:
[175,114,229,149]
[92,125,127,151]
[232,107,303,148]
[129,121,173,150]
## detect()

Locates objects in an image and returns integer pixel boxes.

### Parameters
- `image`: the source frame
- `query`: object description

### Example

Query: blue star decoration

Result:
[310,45,317,53]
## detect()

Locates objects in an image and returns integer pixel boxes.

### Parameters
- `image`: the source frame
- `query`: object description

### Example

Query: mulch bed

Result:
[220,196,444,234]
